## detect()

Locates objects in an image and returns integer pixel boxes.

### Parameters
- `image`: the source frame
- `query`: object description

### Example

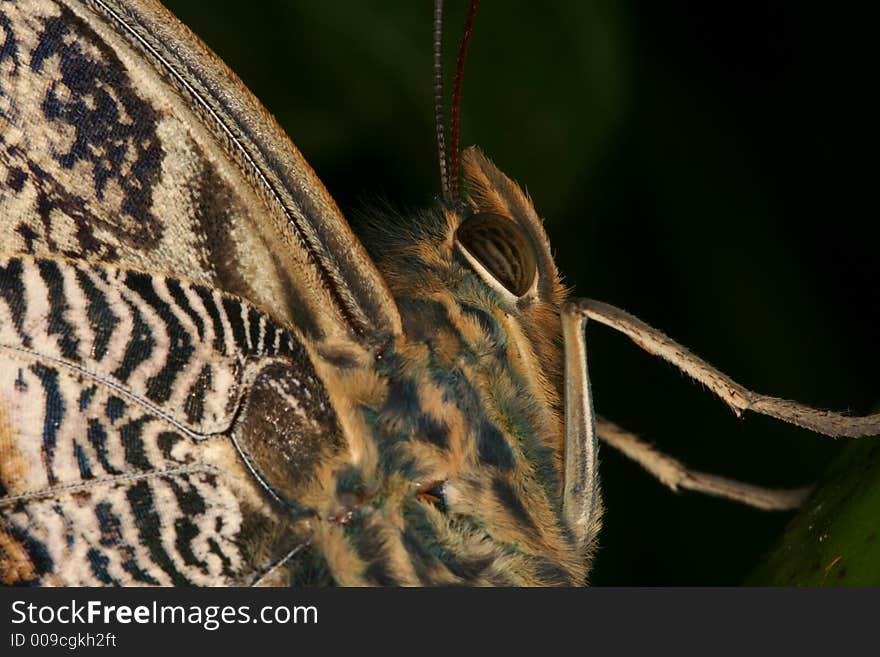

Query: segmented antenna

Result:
[449,0,480,202]
[433,0,451,204]
[433,0,481,205]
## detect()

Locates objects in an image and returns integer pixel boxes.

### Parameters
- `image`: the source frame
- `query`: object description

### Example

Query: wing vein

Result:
[0,343,225,441]
[0,463,222,507]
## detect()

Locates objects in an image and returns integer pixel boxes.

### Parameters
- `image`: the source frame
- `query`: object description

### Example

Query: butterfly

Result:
[0,0,877,587]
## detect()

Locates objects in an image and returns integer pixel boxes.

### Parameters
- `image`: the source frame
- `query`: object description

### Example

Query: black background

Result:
[159,0,880,585]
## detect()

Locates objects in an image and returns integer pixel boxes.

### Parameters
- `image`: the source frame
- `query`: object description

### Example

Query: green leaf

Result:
[747,437,880,586]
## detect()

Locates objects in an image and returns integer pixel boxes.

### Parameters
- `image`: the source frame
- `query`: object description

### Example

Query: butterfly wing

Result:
[0,255,345,585]
[0,0,401,342]
[0,0,391,585]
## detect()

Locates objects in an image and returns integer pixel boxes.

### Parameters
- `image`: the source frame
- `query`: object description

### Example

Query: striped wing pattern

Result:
[0,255,337,585]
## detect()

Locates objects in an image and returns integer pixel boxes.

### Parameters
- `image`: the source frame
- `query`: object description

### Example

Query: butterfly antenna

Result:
[433,0,452,204]
[449,0,480,203]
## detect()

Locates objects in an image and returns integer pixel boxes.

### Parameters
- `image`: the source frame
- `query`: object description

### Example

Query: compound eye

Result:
[455,212,537,298]
[415,480,448,512]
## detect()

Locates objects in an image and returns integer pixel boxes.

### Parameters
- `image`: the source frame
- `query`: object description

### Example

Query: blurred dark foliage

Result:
[163,0,879,585]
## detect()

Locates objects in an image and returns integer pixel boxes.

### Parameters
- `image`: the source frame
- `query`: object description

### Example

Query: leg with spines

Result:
[561,298,880,511]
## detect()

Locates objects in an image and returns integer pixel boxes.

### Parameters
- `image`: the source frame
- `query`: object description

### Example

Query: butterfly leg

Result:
[566,298,880,438]
[595,416,811,510]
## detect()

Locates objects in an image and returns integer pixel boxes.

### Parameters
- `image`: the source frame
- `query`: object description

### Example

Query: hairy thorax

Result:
[290,201,589,586]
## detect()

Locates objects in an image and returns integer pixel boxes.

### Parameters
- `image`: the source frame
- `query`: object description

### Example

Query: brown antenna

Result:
[449,0,480,203]
[433,0,481,205]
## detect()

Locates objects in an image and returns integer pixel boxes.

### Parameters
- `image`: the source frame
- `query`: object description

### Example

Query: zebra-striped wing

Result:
[0,255,340,585]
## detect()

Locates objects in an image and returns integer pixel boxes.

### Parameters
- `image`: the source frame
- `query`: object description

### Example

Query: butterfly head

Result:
[286,148,599,586]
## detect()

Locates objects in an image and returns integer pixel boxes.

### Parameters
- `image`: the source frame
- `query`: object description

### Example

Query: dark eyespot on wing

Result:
[233,360,343,507]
